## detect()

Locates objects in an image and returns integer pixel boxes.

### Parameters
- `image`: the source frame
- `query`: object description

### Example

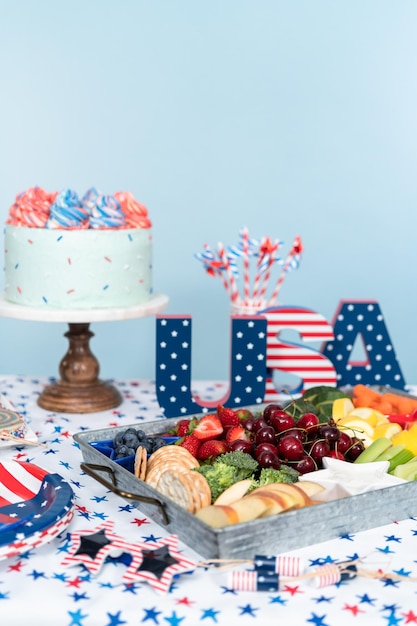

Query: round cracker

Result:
[147,455,197,473]
[190,470,212,510]
[145,462,190,490]
[147,445,198,469]
[134,446,147,480]
[157,471,195,512]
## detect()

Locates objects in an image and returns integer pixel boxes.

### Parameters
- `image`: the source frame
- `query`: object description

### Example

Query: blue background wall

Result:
[1,1,416,387]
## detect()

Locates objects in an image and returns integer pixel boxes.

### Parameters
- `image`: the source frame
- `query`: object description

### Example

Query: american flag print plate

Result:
[0,461,75,560]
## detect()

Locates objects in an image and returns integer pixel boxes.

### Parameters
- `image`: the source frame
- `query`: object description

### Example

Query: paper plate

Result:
[0,395,38,448]
[0,461,75,560]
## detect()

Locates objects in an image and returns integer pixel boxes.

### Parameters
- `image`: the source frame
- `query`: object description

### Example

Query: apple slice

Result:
[244,489,293,516]
[253,483,311,508]
[250,485,300,510]
[195,504,239,528]
[228,495,270,523]
[214,479,253,505]
[296,480,325,498]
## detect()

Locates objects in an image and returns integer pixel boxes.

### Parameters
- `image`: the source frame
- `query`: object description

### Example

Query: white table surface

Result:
[0,375,417,626]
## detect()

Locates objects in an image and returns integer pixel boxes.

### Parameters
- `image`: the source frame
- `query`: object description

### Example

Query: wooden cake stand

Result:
[0,294,169,414]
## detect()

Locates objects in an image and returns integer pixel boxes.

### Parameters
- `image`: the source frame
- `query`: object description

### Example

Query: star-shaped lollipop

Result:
[122,534,197,594]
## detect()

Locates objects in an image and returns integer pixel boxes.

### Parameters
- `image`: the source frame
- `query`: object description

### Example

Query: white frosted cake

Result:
[4,187,153,310]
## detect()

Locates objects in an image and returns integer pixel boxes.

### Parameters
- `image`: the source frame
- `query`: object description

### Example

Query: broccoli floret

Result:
[216,450,259,479]
[194,451,259,502]
[248,465,300,492]
[193,463,239,502]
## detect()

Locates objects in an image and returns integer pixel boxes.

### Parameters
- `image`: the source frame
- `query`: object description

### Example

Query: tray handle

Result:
[80,462,169,525]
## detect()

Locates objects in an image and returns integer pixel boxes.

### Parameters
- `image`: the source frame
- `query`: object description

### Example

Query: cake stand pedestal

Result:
[0,294,169,414]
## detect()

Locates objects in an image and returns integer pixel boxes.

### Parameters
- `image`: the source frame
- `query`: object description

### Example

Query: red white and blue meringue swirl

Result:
[46,188,89,229]
[7,186,150,230]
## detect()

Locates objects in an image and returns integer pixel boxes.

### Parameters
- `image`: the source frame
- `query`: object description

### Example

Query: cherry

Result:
[277,435,305,461]
[279,427,307,443]
[296,412,320,435]
[255,426,276,445]
[252,417,269,432]
[309,439,331,461]
[262,403,284,421]
[242,417,256,432]
[328,450,345,461]
[345,438,365,461]
[269,412,295,433]
[335,431,352,454]
[257,450,281,469]
[318,425,340,445]
[229,439,254,455]
[294,455,317,474]
[255,442,278,458]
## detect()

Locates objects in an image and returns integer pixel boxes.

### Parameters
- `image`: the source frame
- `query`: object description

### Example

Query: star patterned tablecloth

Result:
[0,375,417,626]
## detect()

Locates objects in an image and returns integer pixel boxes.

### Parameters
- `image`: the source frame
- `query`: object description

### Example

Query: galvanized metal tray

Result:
[73,403,417,560]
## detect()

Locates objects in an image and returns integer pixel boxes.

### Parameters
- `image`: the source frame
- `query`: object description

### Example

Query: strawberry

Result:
[175,419,192,437]
[217,405,240,428]
[191,414,224,442]
[177,434,201,458]
[226,424,251,445]
[197,439,229,461]
[235,408,254,422]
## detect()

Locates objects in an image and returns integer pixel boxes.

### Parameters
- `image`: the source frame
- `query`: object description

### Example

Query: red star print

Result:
[176,597,195,606]
[402,610,417,624]
[8,560,24,572]
[131,518,150,527]
[281,584,303,596]
[108,422,119,427]
[60,430,72,438]
[66,576,84,588]
[75,505,89,513]
[13,452,27,460]
[343,604,365,616]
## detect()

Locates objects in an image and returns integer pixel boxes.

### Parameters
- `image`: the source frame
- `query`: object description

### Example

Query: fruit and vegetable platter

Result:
[75,384,417,559]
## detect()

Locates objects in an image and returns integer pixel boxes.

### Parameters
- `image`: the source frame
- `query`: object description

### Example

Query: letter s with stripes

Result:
[262,305,337,401]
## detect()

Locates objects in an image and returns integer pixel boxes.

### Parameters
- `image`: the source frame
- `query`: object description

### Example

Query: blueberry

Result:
[123,434,139,449]
[122,428,137,440]
[136,430,147,441]
[151,437,167,452]
[141,440,154,454]
[115,444,129,457]
[114,432,125,446]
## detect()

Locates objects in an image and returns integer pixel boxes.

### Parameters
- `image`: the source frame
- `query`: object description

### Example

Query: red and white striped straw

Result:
[251,236,268,301]
[255,242,279,307]
[267,235,302,306]
[241,227,251,305]
[218,242,240,303]
[203,244,231,298]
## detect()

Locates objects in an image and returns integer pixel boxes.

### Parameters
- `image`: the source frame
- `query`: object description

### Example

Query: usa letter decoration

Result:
[156,315,268,418]
[155,301,406,417]
[321,300,406,390]
[261,305,337,401]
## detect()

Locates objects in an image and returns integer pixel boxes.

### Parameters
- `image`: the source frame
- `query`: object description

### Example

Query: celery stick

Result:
[386,449,414,472]
[375,444,405,462]
[392,459,417,480]
[353,437,392,464]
